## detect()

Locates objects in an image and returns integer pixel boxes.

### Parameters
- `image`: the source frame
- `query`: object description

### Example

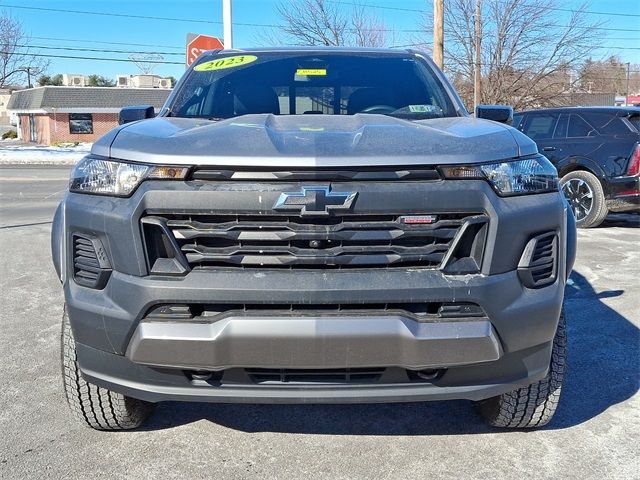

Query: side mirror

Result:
[119,105,155,125]
[475,105,513,125]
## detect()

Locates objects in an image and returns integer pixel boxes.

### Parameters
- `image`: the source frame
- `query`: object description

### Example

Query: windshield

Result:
[168,52,459,120]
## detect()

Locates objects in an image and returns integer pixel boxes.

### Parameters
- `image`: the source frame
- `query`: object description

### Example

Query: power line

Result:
[31,33,634,52]
[17,52,640,78]
[326,1,426,13]
[391,42,640,51]
[30,36,182,50]
[391,24,640,34]
[0,3,403,32]
[544,6,640,18]
[400,38,640,46]
[14,50,637,72]
[326,0,640,18]
[3,4,210,24]
[0,3,280,28]
[13,44,183,57]
[16,40,640,59]
[5,2,638,34]
[580,45,640,50]
[0,51,183,65]
[3,3,418,33]
[543,25,639,33]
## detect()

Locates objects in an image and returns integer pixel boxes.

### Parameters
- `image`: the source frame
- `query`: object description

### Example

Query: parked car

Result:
[52,47,576,431]
[513,107,640,228]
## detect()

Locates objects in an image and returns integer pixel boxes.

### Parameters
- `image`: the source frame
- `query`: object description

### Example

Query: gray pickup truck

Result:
[53,47,576,430]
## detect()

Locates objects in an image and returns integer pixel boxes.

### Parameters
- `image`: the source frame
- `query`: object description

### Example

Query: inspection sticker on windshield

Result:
[409,105,438,113]
[194,55,258,72]
[296,68,327,76]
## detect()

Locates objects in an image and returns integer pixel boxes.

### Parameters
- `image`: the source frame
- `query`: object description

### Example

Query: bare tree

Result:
[630,66,640,96]
[422,0,602,109]
[0,13,49,88]
[579,56,627,94]
[267,0,387,47]
[351,5,386,47]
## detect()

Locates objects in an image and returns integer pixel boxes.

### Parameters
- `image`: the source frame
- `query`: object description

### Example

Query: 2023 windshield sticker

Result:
[194,55,258,72]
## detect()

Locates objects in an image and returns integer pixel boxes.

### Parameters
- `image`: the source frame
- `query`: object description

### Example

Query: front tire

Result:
[476,310,566,428]
[61,308,154,430]
[561,170,608,228]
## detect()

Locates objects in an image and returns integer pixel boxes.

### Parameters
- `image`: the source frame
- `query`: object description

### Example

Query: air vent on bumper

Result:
[517,231,558,288]
[72,234,112,289]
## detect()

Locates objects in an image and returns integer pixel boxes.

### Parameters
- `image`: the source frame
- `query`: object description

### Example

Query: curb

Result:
[0,159,80,166]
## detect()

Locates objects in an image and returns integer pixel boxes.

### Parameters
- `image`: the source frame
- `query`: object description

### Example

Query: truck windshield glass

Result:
[169,53,458,120]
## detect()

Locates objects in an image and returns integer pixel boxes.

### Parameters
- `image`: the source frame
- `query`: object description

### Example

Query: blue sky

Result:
[4,0,640,80]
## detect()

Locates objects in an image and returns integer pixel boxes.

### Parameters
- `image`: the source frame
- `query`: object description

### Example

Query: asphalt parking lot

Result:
[1,166,638,479]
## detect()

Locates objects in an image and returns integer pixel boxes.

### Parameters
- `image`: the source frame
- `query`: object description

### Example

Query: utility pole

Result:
[474,0,482,109]
[223,0,233,49]
[20,67,32,88]
[626,62,631,106]
[433,0,444,69]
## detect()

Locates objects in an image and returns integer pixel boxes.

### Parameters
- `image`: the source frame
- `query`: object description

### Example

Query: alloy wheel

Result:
[562,178,593,221]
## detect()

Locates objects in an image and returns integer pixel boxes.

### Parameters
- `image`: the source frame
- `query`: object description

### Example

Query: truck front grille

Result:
[141,213,487,271]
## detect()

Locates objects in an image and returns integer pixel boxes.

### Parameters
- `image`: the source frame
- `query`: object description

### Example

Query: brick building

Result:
[7,86,172,144]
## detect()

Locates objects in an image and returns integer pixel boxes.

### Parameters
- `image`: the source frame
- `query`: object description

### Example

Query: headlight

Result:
[69,156,188,197]
[440,155,558,195]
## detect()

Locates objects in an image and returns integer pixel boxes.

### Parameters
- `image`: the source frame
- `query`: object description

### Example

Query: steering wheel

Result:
[359,105,397,114]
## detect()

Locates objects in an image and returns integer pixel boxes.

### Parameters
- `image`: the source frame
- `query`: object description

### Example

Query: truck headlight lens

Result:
[440,155,558,195]
[69,156,188,197]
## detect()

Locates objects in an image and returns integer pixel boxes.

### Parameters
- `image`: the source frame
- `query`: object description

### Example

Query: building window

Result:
[69,113,93,134]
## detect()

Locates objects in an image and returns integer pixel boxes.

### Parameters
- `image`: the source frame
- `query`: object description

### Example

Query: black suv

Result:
[514,107,640,227]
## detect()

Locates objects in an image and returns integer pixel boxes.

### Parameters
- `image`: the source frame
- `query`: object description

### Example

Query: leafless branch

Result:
[420,0,605,109]
[265,0,387,47]
[0,12,49,88]
[351,5,386,48]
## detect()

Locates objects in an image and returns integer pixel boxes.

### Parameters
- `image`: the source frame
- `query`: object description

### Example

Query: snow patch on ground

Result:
[0,141,91,165]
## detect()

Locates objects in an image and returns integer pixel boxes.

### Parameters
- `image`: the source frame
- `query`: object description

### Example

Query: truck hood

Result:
[94,114,537,167]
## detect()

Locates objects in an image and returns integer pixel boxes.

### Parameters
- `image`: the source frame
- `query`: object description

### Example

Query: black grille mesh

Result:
[142,213,486,270]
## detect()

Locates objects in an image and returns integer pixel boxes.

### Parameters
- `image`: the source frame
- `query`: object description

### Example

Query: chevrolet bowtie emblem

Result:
[273,186,358,216]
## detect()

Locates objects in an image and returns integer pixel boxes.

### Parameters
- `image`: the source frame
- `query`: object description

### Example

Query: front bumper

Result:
[76,340,550,404]
[54,178,570,403]
[126,316,502,370]
[66,265,564,403]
